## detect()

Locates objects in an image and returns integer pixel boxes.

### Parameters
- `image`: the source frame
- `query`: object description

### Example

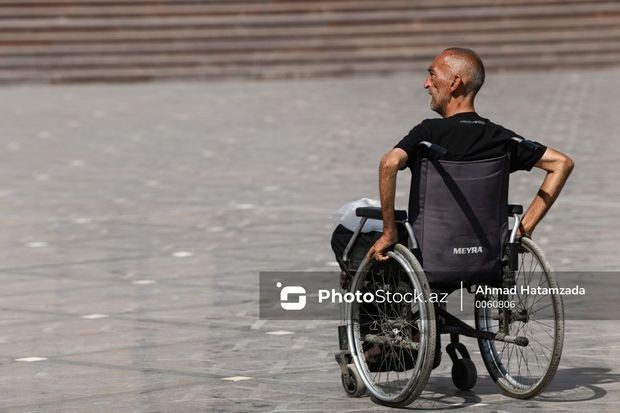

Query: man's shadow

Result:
[399,367,617,410]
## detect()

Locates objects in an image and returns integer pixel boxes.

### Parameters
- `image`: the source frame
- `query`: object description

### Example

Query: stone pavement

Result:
[0,66,618,412]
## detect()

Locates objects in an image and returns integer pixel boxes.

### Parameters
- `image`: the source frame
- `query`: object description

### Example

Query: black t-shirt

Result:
[395,112,546,173]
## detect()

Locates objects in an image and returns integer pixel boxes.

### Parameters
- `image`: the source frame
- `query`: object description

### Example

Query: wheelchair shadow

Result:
[400,367,617,410]
[536,367,618,403]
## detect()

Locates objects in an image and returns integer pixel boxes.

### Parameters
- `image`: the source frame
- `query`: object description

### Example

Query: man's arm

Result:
[367,148,409,261]
[519,147,574,236]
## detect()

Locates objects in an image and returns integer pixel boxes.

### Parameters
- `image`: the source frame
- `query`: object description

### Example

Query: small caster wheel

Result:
[451,358,477,390]
[341,364,366,397]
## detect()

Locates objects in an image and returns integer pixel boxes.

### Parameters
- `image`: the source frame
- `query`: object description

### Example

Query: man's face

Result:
[424,54,453,116]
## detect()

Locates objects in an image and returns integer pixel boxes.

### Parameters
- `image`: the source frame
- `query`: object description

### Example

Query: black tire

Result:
[476,237,564,399]
[451,358,477,391]
[347,244,436,407]
[341,364,366,397]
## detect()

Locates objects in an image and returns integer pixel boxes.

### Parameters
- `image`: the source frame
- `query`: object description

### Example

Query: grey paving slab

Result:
[0,67,618,412]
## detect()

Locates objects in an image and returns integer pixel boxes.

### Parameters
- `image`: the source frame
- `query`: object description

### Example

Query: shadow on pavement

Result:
[392,367,617,410]
[537,367,618,403]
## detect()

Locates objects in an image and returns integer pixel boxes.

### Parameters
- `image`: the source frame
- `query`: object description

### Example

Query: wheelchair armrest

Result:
[356,206,408,222]
[508,204,523,215]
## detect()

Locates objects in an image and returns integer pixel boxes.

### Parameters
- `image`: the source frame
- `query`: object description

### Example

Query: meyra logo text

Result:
[453,246,484,255]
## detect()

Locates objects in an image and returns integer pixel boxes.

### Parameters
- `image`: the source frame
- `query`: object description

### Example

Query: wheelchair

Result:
[334,141,564,407]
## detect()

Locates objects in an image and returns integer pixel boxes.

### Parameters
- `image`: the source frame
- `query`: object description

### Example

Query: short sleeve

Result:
[506,131,547,172]
[394,122,431,168]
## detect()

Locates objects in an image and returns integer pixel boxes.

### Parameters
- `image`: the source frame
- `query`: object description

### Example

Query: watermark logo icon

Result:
[277,282,306,310]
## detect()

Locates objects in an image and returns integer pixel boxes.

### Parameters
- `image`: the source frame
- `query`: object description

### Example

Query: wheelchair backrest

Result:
[409,155,510,289]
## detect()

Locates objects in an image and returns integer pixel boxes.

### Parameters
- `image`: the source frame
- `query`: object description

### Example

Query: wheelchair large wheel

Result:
[346,244,436,407]
[476,237,564,399]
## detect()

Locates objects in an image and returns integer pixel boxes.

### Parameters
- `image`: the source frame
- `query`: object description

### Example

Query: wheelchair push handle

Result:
[419,141,448,160]
[417,138,538,160]
[511,136,539,152]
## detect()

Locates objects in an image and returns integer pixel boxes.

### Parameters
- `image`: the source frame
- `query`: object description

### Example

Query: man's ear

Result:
[450,75,463,93]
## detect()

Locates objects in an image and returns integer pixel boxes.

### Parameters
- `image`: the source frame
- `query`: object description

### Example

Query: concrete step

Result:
[0,0,612,10]
[2,26,619,56]
[0,39,618,70]
[0,0,617,83]
[0,2,618,30]
[0,0,615,18]
[1,14,618,43]
[1,51,619,84]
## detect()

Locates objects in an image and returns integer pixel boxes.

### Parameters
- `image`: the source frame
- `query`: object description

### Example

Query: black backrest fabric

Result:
[410,155,510,289]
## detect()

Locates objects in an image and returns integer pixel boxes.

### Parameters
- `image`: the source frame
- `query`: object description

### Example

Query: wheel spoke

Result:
[530,319,556,334]
[527,302,554,317]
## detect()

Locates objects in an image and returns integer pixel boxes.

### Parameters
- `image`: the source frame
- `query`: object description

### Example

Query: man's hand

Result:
[516,222,533,238]
[367,232,399,261]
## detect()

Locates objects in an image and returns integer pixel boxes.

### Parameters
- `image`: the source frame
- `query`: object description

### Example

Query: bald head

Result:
[440,47,485,96]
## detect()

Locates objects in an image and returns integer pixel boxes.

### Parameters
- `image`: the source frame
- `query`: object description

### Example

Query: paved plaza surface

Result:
[0,67,618,412]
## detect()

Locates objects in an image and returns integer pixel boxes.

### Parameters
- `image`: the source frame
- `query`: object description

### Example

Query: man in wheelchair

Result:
[334,48,574,406]
[369,47,574,262]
